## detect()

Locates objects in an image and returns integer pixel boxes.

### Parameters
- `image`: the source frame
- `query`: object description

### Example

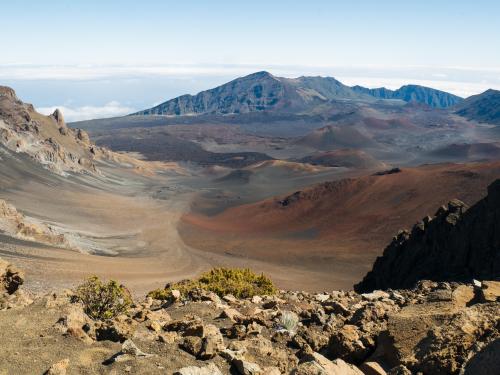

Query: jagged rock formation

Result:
[0,85,102,175]
[355,179,500,293]
[0,85,157,177]
[352,84,463,108]
[454,89,500,125]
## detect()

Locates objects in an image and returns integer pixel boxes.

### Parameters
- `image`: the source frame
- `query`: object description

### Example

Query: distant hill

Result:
[454,89,500,125]
[133,71,372,116]
[298,149,384,169]
[294,125,375,150]
[352,84,463,108]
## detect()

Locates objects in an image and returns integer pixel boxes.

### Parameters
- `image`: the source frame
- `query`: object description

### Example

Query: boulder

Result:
[378,300,500,374]
[0,258,24,294]
[386,365,412,375]
[359,361,387,375]
[157,331,178,344]
[181,336,203,357]
[232,359,263,375]
[479,281,500,302]
[292,352,364,375]
[463,338,500,375]
[95,315,137,342]
[174,363,223,375]
[55,304,94,343]
[52,109,65,127]
[199,324,225,359]
[327,324,371,363]
[44,359,69,375]
[219,307,244,322]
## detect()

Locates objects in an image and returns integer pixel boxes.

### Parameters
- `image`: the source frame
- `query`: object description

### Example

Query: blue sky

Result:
[1,0,499,120]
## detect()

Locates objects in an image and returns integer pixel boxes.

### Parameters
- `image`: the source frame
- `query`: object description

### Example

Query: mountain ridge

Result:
[132,71,463,116]
[352,83,463,108]
[454,88,500,125]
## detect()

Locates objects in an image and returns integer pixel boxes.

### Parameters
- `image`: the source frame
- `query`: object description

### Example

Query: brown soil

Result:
[180,162,500,289]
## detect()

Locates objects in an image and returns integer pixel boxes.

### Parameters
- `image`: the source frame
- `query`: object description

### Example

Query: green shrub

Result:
[74,276,132,320]
[148,267,276,300]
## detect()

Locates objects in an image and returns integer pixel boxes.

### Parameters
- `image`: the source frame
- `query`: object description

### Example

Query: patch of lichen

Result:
[148,267,276,300]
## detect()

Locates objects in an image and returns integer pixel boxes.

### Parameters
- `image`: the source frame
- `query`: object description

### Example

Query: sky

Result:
[1,0,500,121]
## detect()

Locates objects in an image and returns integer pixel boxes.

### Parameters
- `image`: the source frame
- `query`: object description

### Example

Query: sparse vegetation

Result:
[278,311,299,335]
[148,267,276,300]
[74,276,132,320]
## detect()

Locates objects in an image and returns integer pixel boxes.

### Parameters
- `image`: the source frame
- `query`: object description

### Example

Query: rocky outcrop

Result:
[0,258,24,294]
[0,199,68,248]
[355,179,500,292]
[0,257,32,310]
[0,88,95,175]
[0,86,128,176]
[1,259,499,374]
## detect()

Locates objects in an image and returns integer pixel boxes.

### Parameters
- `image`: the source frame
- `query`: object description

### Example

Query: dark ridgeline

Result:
[355,179,500,292]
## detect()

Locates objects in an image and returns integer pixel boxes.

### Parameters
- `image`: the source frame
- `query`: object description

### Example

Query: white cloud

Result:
[3,63,500,100]
[37,101,135,122]
[335,76,495,98]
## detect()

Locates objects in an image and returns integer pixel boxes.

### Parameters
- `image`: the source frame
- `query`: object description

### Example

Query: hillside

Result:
[355,179,500,292]
[0,86,99,175]
[298,149,385,169]
[181,162,500,289]
[294,125,375,150]
[352,84,463,108]
[455,89,500,125]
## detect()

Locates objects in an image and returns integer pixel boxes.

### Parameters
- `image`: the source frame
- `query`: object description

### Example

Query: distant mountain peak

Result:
[455,88,500,125]
[352,84,463,108]
[132,71,368,116]
[133,72,464,116]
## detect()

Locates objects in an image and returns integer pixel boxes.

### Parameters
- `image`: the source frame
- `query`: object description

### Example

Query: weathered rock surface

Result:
[356,180,500,292]
[1,251,499,374]
[0,257,24,294]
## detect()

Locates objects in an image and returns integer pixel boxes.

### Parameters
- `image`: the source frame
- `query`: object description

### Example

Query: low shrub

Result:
[148,267,276,300]
[74,276,132,320]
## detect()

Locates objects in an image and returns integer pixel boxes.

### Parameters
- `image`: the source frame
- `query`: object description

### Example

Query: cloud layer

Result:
[2,63,500,98]
[37,101,135,122]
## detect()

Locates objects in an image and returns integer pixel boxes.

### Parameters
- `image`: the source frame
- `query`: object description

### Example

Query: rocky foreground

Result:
[1,258,499,375]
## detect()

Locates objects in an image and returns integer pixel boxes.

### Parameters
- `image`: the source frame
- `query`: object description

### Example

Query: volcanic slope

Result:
[0,87,215,294]
[181,161,500,289]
